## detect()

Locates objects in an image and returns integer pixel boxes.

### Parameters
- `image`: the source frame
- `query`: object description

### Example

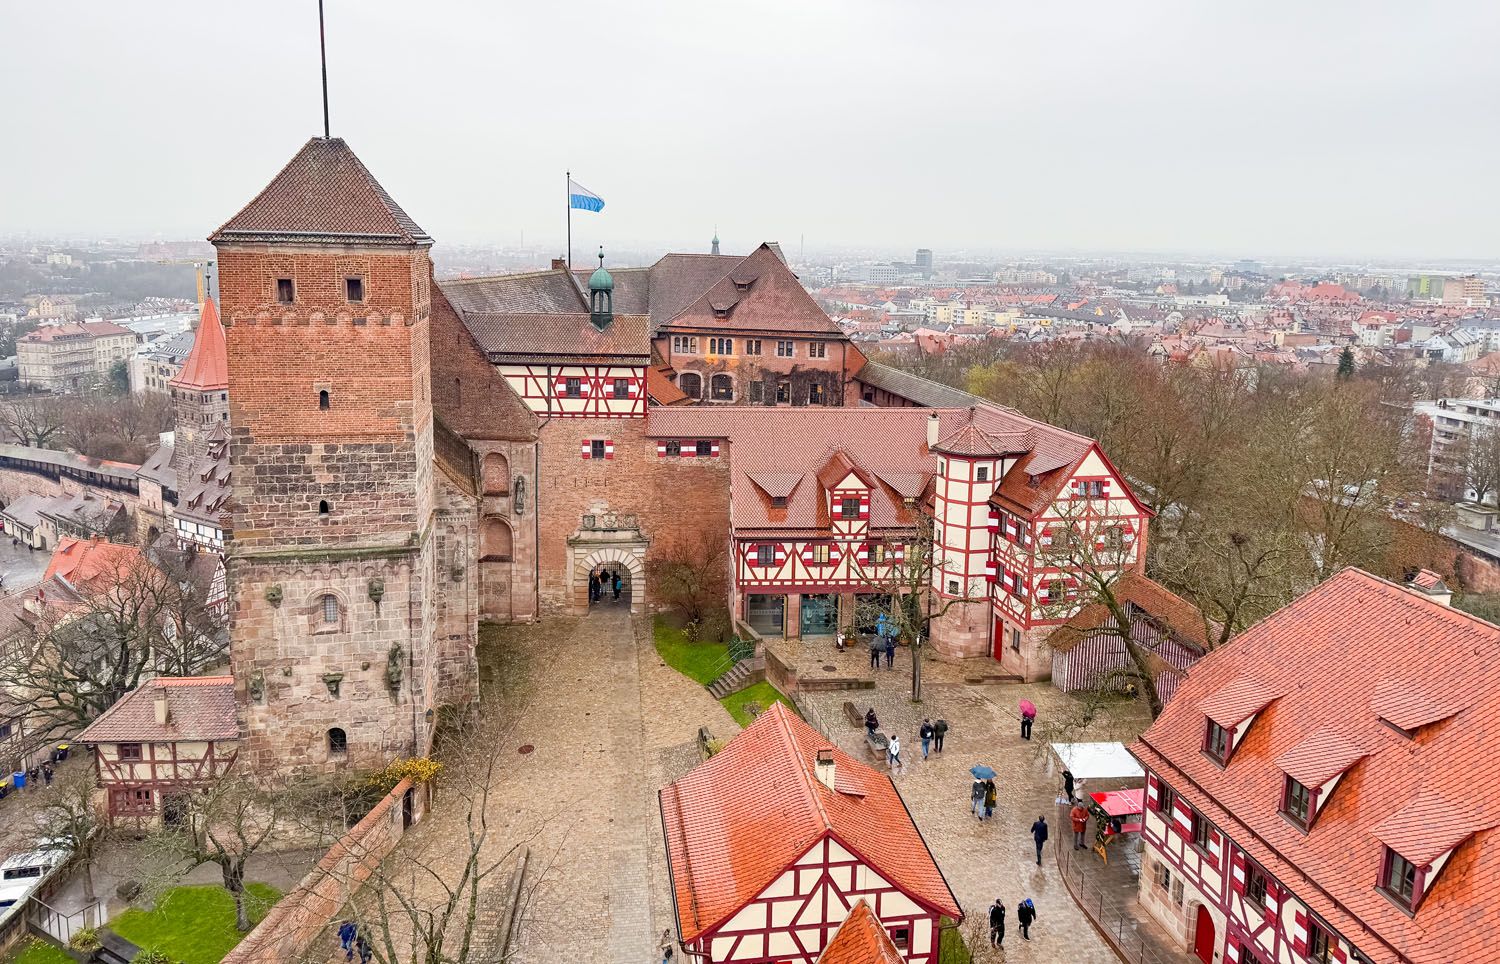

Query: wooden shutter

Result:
[1041,527,1055,547]
[984,559,997,583]
[859,493,870,519]
[1264,883,1281,926]
[798,544,813,565]
[893,544,905,563]
[656,442,669,457]
[555,375,569,395]
[580,440,592,460]
[1208,827,1223,864]
[987,508,999,533]
[1171,798,1193,838]
[1290,909,1308,956]
[1101,478,1112,498]
[774,545,787,565]
[857,544,870,564]
[604,440,614,460]
[710,441,721,457]
[1229,850,1247,894]
[1146,773,1160,810]
[1224,940,1241,964]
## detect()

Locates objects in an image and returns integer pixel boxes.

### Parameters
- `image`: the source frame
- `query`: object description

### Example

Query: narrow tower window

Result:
[319,390,330,410]
[327,728,347,755]
[276,278,295,304]
[319,500,330,516]
[321,593,338,623]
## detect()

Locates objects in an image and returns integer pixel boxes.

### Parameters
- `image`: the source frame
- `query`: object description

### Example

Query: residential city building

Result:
[16,319,137,391]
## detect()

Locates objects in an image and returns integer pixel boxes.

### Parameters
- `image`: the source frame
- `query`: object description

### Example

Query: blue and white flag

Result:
[568,178,605,212]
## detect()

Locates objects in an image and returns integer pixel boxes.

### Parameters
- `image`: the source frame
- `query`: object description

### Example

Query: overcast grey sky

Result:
[3,1,1497,260]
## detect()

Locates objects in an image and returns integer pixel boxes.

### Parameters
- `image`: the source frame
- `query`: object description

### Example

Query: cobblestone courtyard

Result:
[409,614,1155,962]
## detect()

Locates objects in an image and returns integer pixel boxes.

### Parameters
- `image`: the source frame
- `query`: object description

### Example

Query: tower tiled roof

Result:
[1130,569,1500,964]
[659,703,959,943]
[169,299,228,391]
[77,676,238,744]
[210,137,430,246]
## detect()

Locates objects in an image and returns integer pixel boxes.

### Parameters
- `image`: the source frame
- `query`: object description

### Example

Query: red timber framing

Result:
[95,740,237,825]
[687,833,945,964]
[498,363,646,418]
[734,536,906,592]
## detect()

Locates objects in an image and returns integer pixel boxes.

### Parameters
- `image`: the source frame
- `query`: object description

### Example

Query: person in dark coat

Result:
[983,779,997,820]
[988,899,1005,947]
[933,718,948,752]
[41,763,53,786]
[919,719,935,759]
[868,634,882,669]
[338,920,357,959]
[612,570,622,600]
[588,569,599,602]
[970,778,985,820]
[1017,898,1036,941]
[355,933,373,964]
[884,634,896,668]
[1030,815,1049,865]
[864,707,879,736]
[1063,768,1076,803]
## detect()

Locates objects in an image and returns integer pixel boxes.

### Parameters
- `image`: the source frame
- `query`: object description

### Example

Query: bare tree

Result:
[0,394,68,447]
[1461,423,1500,507]
[647,539,729,640]
[29,764,108,901]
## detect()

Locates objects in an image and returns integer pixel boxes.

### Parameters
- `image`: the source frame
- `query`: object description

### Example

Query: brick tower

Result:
[211,137,447,774]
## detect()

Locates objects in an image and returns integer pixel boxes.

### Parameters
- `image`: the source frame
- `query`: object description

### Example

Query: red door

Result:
[1193,905,1216,963]
[991,615,1005,661]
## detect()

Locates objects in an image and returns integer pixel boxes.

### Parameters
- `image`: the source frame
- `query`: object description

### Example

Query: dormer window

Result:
[1282,776,1313,828]
[1381,848,1419,910]
[1204,720,1232,765]
[839,497,860,520]
[770,496,788,508]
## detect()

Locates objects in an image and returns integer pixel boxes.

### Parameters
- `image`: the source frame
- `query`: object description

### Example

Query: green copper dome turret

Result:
[588,246,613,291]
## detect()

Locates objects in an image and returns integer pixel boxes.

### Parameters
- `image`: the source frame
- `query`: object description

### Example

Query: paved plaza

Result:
[405,613,1158,962]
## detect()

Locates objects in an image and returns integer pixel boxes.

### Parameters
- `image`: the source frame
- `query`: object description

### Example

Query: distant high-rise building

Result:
[915,248,933,277]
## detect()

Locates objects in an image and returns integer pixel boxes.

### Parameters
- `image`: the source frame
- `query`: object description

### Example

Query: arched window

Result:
[318,500,330,515]
[678,372,702,399]
[710,373,734,401]
[327,728,347,755]
[321,594,338,623]
[481,452,510,495]
[318,390,330,410]
[481,517,514,562]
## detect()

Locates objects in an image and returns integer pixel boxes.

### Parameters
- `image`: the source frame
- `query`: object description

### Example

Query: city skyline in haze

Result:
[4,1,1499,261]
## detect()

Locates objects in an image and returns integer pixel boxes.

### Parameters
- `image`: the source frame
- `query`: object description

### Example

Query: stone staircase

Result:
[707,656,764,699]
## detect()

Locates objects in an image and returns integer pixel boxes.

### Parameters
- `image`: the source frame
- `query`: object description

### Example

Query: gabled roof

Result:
[818,900,906,964]
[1130,569,1500,964]
[660,703,959,944]
[1273,728,1367,789]
[43,538,143,593]
[1048,572,1211,654]
[646,366,690,406]
[210,137,430,246]
[169,299,228,392]
[77,676,238,744]
[1370,679,1466,732]
[1198,675,1280,729]
[660,244,843,336]
[816,450,871,491]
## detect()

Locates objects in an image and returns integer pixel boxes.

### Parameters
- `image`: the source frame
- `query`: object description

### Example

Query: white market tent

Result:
[1049,742,1145,781]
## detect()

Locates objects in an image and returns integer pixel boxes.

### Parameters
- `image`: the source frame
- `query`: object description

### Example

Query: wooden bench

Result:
[843,701,863,728]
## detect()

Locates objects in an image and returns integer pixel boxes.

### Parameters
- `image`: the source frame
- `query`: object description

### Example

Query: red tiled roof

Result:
[1130,569,1500,964]
[1369,679,1464,732]
[818,900,906,964]
[77,676,238,744]
[43,537,144,593]
[660,244,844,336]
[169,298,228,391]
[647,366,690,405]
[210,137,430,245]
[659,703,959,943]
[1197,675,1280,729]
[20,320,131,343]
[1048,572,1211,653]
[1273,728,1367,789]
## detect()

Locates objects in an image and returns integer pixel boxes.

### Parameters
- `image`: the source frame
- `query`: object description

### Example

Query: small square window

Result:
[770,496,788,508]
[665,440,681,457]
[745,339,762,355]
[813,544,831,565]
[345,277,365,303]
[775,381,790,404]
[564,377,582,398]
[947,579,960,595]
[119,743,143,761]
[1246,863,1268,907]
[696,440,713,457]
[891,927,910,950]
[808,383,826,405]
[1156,783,1175,815]
[1205,720,1231,764]
[1307,924,1332,964]
[1383,849,1419,908]
[613,378,630,400]
[591,440,606,460]
[276,278,295,304]
[321,594,339,623]
[756,545,775,566]
[977,466,989,482]
[809,341,827,359]
[1283,776,1312,827]
[1153,861,1171,892]
[839,497,860,520]
[776,340,795,357]
[1191,812,1211,851]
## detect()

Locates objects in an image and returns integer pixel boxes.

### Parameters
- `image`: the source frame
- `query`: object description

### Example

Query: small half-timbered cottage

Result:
[660,703,961,964]
[1130,569,1500,964]
[77,676,238,826]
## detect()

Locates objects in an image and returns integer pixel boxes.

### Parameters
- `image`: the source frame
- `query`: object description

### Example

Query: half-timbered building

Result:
[661,703,960,964]
[1129,569,1500,964]
[77,676,238,826]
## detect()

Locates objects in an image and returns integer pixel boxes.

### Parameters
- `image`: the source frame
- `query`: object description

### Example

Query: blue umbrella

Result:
[970,764,997,780]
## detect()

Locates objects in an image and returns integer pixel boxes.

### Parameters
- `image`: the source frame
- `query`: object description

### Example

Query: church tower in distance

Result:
[211,136,448,774]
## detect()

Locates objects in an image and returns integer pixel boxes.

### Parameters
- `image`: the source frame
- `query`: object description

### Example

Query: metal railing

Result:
[703,636,756,687]
[1055,832,1191,964]
[28,894,105,945]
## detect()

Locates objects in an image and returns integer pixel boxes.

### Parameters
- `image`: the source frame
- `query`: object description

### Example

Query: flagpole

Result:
[566,170,572,270]
[318,0,330,138]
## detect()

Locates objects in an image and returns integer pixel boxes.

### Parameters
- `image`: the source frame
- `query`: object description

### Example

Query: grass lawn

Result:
[109,883,280,964]
[719,680,795,727]
[938,922,972,964]
[654,616,730,685]
[6,940,72,964]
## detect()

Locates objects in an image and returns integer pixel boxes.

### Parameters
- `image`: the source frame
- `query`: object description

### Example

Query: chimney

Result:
[926,412,941,450]
[154,686,170,727]
[551,257,567,271]
[814,747,836,791]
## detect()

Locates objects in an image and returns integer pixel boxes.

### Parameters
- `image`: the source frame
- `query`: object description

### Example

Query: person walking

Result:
[1030,815,1049,866]
[868,634,882,669]
[1020,699,1036,740]
[338,920,357,960]
[1063,768,1075,803]
[988,899,1005,947]
[983,779,997,820]
[835,627,847,651]
[865,707,879,736]
[355,933,373,964]
[1017,898,1036,942]
[659,928,676,963]
[1070,802,1090,850]
[933,718,948,753]
[612,570,622,601]
[887,735,902,769]
[41,763,53,786]
[884,633,896,669]
[919,719,934,759]
[970,779,985,820]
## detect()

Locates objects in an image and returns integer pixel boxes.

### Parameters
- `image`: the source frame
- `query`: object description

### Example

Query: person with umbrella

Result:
[970,764,996,820]
[1019,698,1037,740]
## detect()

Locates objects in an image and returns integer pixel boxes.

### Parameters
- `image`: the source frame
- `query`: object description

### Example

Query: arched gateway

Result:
[567,509,648,614]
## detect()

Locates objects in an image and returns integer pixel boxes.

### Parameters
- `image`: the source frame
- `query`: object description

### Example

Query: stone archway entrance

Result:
[567,510,648,615]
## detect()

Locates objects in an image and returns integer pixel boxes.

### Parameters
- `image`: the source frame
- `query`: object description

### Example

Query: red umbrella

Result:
[1019,699,1037,718]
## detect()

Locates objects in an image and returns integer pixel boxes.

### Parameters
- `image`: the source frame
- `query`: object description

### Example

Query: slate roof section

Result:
[439,270,587,315]
[659,244,841,336]
[169,299,228,392]
[136,441,176,490]
[174,424,232,529]
[659,703,959,944]
[1130,569,1500,964]
[459,312,651,363]
[77,676,238,744]
[818,900,907,964]
[853,362,984,408]
[210,137,430,246]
